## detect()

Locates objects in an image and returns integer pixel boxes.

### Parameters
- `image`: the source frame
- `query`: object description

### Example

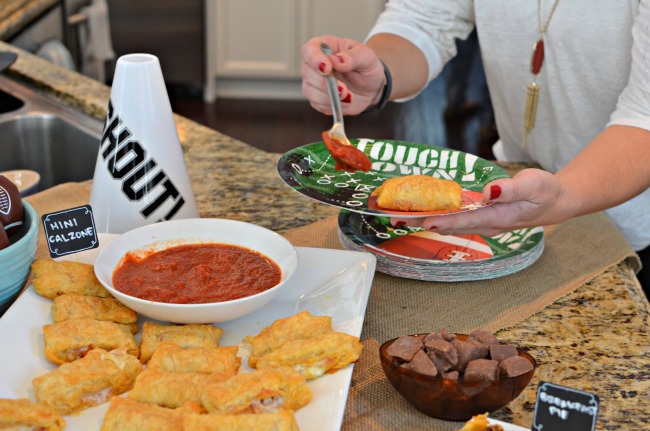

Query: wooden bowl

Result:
[379,333,537,421]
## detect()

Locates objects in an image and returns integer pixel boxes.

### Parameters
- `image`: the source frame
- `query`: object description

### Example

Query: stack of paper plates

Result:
[277,138,544,281]
[338,210,544,282]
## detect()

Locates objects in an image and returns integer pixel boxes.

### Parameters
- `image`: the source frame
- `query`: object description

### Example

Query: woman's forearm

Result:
[366,33,430,100]
[556,124,650,220]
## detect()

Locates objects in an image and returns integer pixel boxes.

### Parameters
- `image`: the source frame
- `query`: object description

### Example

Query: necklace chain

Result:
[537,0,561,37]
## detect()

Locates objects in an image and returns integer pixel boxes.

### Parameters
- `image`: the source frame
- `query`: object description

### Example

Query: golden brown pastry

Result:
[0,398,66,431]
[32,348,142,415]
[371,174,463,211]
[101,397,203,431]
[201,367,311,415]
[245,311,332,367]
[43,318,139,365]
[52,293,138,327]
[128,368,230,408]
[139,322,224,364]
[183,410,300,431]
[147,341,240,376]
[254,331,363,380]
[31,258,110,299]
[460,413,504,431]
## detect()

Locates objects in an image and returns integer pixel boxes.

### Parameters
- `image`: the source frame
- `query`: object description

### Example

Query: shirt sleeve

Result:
[365,0,476,98]
[608,0,650,132]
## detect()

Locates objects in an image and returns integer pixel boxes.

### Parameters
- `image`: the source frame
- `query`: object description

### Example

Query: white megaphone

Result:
[89,53,199,234]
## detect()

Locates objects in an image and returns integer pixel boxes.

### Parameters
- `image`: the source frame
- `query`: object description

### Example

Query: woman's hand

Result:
[392,169,570,236]
[300,36,386,115]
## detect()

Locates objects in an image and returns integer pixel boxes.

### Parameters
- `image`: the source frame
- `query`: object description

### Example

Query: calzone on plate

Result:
[32,348,142,415]
[371,175,463,212]
[52,293,138,326]
[101,396,203,431]
[139,322,223,364]
[128,368,230,408]
[254,331,363,380]
[245,311,332,367]
[43,318,139,364]
[31,258,110,299]
[0,398,66,431]
[201,367,311,415]
[147,341,240,375]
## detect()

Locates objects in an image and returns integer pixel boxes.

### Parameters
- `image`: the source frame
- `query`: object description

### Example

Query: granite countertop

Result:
[0,0,58,41]
[2,39,649,430]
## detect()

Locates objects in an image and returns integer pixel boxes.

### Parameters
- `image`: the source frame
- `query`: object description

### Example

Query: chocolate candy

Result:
[387,335,424,362]
[388,328,534,381]
[0,175,24,237]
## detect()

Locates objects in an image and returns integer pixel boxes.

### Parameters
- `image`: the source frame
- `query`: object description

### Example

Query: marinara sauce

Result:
[112,243,282,304]
[322,131,372,173]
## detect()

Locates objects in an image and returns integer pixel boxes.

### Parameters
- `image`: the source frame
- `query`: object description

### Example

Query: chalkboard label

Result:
[42,205,99,258]
[532,381,599,431]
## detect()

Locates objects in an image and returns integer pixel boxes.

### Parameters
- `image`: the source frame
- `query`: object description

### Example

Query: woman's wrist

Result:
[361,60,392,114]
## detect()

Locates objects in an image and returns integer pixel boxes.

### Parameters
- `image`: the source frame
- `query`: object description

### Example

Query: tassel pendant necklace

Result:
[522,0,561,148]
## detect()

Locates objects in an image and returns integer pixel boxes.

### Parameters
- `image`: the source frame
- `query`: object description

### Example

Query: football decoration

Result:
[0,175,24,237]
[379,231,494,262]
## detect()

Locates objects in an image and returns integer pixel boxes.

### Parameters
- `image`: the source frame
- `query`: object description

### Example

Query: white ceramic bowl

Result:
[0,201,39,313]
[94,218,299,324]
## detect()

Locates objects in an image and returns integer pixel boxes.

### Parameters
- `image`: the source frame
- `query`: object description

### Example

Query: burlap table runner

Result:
[282,210,640,430]
[283,213,639,339]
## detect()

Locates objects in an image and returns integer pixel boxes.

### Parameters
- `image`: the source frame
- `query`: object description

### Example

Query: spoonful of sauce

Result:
[320,43,372,173]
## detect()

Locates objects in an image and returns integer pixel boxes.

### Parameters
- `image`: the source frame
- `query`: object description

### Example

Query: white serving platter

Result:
[0,234,377,431]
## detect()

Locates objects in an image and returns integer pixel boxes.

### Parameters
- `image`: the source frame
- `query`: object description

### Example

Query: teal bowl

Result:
[0,201,38,310]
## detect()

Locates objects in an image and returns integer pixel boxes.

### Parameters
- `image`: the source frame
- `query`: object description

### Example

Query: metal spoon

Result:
[320,43,352,147]
[319,43,371,172]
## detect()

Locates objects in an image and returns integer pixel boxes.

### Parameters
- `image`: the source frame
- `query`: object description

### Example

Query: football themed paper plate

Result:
[277,139,510,217]
[338,210,544,282]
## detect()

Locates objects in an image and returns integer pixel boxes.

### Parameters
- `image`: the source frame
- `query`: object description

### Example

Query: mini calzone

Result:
[51,293,137,326]
[245,311,332,367]
[201,367,311,415]
[253,331,363,379]
[128,368,230,408]
[31,258,110,299]
[32,348,142,415]
[0,398,66,431]
[43,318,139,364]
[139,322,223,364]
[147,341,240,376]
[371,175,463,212]
[101,397,203,431]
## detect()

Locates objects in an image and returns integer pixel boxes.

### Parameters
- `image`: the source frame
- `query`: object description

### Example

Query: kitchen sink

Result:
[0,75,104,190]
[0,89,23,113]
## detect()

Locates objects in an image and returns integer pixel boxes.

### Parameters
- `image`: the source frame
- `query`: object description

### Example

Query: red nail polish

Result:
[318,62,326,73]
[394,221,406,227]
[427,226,437,230]
[490,185,502,200]
[338,85,343,94]
[341,94,351,103]
[335,55,344,63]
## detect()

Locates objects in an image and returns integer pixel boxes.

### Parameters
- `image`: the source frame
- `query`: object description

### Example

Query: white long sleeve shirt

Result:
[368,0,650,250]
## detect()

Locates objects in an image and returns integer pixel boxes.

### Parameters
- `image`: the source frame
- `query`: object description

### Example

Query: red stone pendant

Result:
[530,38,545,75]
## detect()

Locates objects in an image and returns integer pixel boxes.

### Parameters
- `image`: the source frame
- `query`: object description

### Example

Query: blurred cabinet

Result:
[107,0,205,88]
[205,0,386,101]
